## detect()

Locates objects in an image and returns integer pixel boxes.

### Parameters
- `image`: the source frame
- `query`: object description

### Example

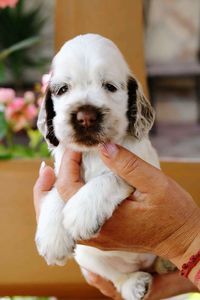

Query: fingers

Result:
[33,162,56,221]
[83,270,122,300]
[34,163,56,199]
[99,143,164,193]
[146,271,198,300]
[56,148,84,201]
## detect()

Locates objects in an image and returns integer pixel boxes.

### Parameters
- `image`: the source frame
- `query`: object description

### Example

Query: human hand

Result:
[33,144,200,268]
[33,149,83,222]
[83,143,200,266]
[33,144,200,290]
[83,270,198,300]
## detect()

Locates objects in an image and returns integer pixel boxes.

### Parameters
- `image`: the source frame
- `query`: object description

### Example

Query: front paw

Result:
[62,196,102,240]
[35,225,75,266]
[35,188,75,266]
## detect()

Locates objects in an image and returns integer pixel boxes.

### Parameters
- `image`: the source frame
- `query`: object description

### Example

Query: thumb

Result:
[33,163,56,221]
[34,163,56,198]
[56,148,84,201]
[99,143,162,193]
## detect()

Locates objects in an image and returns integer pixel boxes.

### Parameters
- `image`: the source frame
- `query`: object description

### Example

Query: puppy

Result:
[36,34,160,300]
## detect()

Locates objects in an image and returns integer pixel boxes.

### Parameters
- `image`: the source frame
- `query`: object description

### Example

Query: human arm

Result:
[83,143,200,289]
[83,270,198,300]
[33,144,200,290]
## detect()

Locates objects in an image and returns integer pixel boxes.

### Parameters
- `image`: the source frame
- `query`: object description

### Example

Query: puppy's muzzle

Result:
[71,105,103,129]
[76,108,97,128]
[70,105,104,146]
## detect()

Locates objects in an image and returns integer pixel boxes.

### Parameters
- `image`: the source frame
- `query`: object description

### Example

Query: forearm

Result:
[147,272,198,300]
[171,231,200,290]
[145,206,200,290]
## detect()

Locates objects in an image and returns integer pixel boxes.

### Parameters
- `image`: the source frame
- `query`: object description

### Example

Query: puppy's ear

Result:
[45,88,59,146]
[127,76,155,139]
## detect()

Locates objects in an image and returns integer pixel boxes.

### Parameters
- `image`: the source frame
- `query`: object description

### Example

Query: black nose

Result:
[76,108,97,128]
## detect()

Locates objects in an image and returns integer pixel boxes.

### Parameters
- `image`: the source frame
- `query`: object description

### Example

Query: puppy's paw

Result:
[35,188,75,266]
[62,194,102,240]
[35,224,75,266]
[118,272,152,300]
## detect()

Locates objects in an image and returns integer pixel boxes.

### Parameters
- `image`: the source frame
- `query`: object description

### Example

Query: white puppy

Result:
[36,34,160,300]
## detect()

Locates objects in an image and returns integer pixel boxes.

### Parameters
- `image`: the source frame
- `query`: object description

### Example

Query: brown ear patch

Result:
[45,89,59,146]
[127,77,138,136]
[127,76,155,139]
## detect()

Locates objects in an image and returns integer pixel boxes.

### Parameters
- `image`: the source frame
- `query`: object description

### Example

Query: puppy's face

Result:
[44,34,154,151]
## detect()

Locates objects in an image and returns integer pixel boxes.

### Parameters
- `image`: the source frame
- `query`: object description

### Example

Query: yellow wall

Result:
[55,0,148,95]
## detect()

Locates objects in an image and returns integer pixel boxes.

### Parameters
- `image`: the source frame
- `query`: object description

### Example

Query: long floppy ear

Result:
[127,76,155,139]
[45,88,59,146]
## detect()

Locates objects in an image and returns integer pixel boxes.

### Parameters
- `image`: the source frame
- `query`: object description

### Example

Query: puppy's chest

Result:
[81,152,109,182]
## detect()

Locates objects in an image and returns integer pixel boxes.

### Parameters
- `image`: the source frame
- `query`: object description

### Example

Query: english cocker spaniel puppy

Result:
[36,34,160,300]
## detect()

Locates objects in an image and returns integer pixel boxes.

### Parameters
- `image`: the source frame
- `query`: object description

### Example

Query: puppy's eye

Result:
[103,82,117,93]
[57,85,68,96]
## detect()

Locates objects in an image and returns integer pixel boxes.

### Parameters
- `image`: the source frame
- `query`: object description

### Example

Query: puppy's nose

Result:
[76,110,97,127]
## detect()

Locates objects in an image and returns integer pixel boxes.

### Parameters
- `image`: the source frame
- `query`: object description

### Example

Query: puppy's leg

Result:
[118,272,152,300]
[63,173,133,240]
[75,246,152,300]
[35,188,74,265]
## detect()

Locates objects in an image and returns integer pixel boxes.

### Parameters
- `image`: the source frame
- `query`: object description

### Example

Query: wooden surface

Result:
[0,159,199,297]
[0,159,102,298]
[55,0,148,95]
[161,161,200,206]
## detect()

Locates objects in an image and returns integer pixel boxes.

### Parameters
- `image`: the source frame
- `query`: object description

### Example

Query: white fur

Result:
[35,34,160,300]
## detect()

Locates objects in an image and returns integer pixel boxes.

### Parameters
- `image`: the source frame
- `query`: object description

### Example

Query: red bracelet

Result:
[194,269,200,286]
[180,250,200,278]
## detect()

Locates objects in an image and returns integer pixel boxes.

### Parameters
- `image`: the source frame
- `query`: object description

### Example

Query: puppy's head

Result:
[43,34,154,151]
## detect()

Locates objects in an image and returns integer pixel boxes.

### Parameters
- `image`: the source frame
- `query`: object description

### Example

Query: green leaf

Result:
[0,62,6,82]
[27,129,42,149]
[0,37,40,61]
[0,110,8,140]
[38,142,50,158]
[0,144,12,160]
[0,0,47,85]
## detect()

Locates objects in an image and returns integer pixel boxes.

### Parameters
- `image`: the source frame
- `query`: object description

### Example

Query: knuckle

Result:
[56,179,67,194]
[158,174,171,196]
[121,156,139,177]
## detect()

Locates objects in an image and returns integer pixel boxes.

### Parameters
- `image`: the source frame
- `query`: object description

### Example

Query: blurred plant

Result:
[0,75,50,159]
[0,0,48,85]
[0,297,52,300]
[0,0,18,8]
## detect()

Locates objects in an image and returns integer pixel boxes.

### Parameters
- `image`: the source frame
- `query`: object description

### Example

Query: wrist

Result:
[172,232,200,270]
[155,208,200,265]
[171,221,200,289]
[173,234,200,290]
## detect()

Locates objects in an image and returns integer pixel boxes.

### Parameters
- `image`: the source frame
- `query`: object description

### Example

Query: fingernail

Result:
[99,143,118,158]
[82,268,93,281]
[39,161,46,175]
[82,268,90,278]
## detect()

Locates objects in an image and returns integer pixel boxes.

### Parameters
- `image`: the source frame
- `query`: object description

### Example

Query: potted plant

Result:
[0,0,48,86]
[0,85,49,159]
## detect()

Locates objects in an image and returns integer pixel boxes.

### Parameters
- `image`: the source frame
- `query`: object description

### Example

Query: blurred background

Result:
[144,0,200,159]
[0,1,200,300]
[0,0,200,160]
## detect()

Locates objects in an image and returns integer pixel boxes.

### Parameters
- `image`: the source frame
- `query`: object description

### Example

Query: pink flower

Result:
[24,91,35,103]
[41,73,51,93]
[24,104,37,120]
[5,97,37,132]
[0,0,18,8]
[0,88,15,104]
